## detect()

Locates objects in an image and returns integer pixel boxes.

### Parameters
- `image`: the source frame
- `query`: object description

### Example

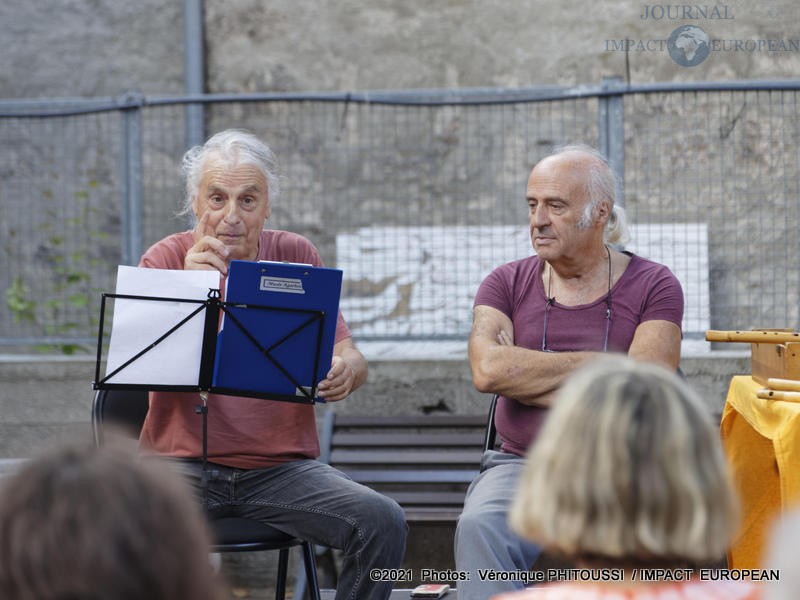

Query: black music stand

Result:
[93,288,333,489]
[93,289,331,401]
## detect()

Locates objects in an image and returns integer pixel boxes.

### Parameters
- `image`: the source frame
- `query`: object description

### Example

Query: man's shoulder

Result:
[475,255,540,307]
[493,254,540,273]
[140,231,194,267]
[261,229,314,246]
[163,230,194,245]
[626,253,678,278]
[484,254,540,283]
[622,253,684,298]
[260,229,321,263]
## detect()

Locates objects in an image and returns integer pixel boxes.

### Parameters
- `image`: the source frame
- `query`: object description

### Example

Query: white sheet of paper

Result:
[104,266,220,386]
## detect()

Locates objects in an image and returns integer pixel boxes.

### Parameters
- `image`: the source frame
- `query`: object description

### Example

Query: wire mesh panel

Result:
[0,111,122,352]
[624,89,800,335]
[201,97,598,339]
[1,82,798,351]
[140,104,190,250]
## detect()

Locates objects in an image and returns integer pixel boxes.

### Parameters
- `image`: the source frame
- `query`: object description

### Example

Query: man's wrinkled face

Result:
[191,160,270,261]
[526,155,599,263]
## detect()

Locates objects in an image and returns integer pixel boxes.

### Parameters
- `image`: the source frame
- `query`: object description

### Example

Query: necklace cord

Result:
[543,245,612,352]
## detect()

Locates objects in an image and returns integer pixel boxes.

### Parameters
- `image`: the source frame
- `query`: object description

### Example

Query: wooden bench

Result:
[293,404,497,596]
[319,407,495,524]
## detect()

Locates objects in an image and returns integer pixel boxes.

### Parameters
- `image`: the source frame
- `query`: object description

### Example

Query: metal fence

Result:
[1,79,798,352]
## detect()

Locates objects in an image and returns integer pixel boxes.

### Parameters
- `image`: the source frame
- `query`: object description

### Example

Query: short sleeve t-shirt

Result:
[474,253,683,456]
[137,229,351,469]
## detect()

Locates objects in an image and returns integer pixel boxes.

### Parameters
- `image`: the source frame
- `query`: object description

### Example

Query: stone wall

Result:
[3,1,799,101]
[0,3,792,596]
[3,2,799,347]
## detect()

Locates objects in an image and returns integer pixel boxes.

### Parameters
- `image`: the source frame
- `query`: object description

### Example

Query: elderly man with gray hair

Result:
[138,129,406,600]
[455,145,684,599]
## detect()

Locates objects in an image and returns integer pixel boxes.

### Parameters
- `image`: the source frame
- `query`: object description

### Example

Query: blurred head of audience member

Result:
[0,438,226,600]
[495,357,756,599]
[763,509,800,600]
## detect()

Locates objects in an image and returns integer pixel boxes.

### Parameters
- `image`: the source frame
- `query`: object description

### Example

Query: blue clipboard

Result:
[212,260,342,403]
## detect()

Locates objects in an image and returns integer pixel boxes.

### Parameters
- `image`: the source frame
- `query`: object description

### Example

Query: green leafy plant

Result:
[7,182,105,355]
[5,276,36,324]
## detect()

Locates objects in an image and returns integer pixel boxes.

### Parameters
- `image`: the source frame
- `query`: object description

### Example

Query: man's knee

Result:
[353,491,407,563]
[373,493,407,537]
[456,503,504,548]
[355,489,406,534]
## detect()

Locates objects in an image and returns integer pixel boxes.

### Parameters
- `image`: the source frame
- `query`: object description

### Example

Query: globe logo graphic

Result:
[668,25,711,66]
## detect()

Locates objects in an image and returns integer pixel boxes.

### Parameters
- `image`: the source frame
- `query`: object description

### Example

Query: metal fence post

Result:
[119,90,144,266]
[184,0,206,149]
[599,76,626,207]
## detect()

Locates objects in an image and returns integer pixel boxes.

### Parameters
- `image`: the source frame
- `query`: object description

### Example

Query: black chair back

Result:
[92,388,150,445]
[483,394,499,452]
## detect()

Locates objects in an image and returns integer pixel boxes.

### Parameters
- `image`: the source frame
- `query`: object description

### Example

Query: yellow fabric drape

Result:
[720,375,800,569]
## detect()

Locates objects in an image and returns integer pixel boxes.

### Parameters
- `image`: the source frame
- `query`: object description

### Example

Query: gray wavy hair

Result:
[179,129,281,221]
[553,144,630,245]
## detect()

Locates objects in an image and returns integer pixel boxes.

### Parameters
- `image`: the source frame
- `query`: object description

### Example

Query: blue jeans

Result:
[454,450,542,600]
[167,458,407,600]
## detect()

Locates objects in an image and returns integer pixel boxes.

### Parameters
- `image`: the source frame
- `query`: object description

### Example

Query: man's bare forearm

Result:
[470,341,603,406]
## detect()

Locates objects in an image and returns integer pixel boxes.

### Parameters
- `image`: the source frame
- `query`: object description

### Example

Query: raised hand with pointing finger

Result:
[184,161,271,275]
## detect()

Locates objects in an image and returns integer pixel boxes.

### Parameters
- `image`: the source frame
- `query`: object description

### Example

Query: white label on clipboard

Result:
[259,276,306,294]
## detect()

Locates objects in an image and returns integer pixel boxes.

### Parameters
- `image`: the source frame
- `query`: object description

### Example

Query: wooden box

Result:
[751,341,800,385]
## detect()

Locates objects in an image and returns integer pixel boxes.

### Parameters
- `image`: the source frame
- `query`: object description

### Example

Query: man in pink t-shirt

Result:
[138,130,405,600]
[454,145,683,600]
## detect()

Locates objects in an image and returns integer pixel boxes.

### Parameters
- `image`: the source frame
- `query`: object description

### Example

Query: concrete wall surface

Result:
[0,356,96,458]
[3,1,799,101]
[0,351,749,460]
[0,2,785,596]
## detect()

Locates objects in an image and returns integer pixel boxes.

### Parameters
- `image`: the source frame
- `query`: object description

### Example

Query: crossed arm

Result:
[468,304,682,407]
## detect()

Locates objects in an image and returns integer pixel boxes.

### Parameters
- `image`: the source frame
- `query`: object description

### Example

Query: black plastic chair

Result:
[91,388,322,600]
[483,394,499,453]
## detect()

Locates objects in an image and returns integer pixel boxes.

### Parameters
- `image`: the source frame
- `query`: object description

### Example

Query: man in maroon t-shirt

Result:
[454,145,683,600]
